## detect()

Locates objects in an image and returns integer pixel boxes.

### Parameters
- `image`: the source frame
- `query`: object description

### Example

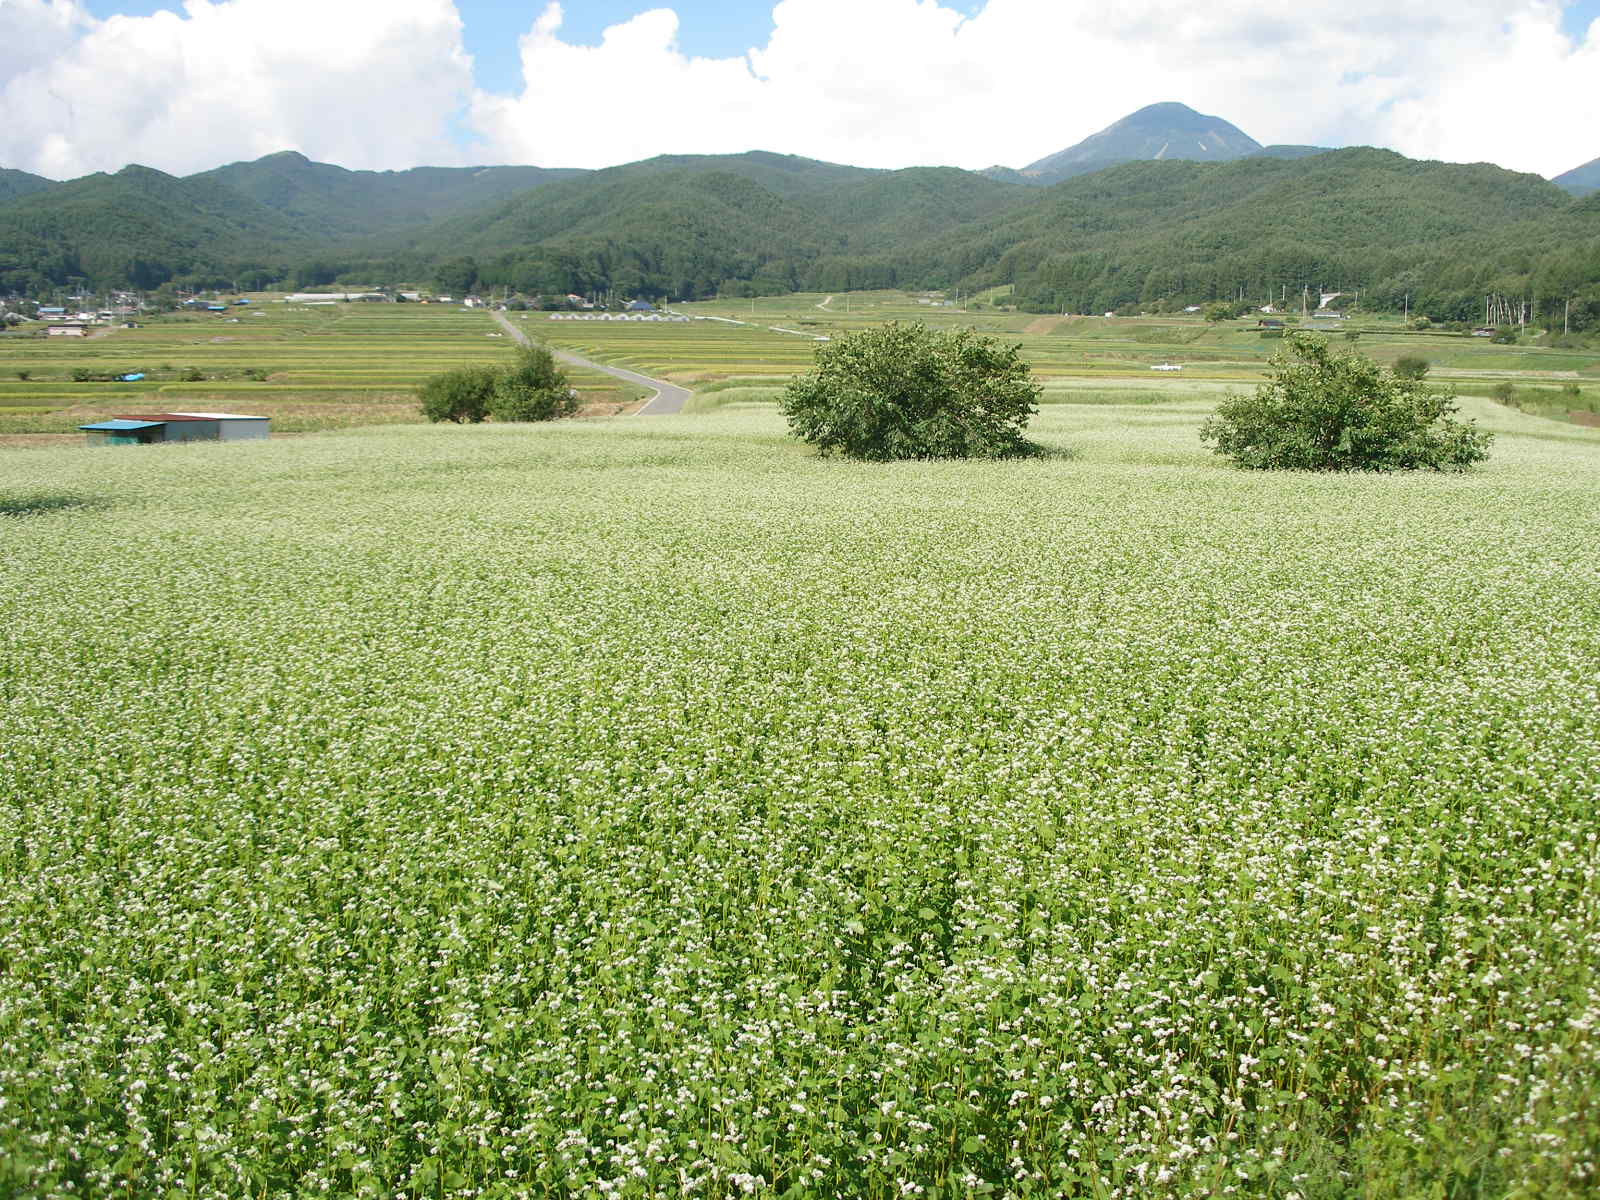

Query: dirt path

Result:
[492,313,691,415]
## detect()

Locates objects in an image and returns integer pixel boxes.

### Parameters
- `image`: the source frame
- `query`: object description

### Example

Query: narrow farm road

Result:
[491,311,691,415]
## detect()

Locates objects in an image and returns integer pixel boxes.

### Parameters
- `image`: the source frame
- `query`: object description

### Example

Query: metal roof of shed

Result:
[166,411,268,420]
[81,420,165,431]
[114,413,216,422]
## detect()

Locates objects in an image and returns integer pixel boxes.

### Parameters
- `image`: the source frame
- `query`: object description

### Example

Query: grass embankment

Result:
[2,399,1598,1197]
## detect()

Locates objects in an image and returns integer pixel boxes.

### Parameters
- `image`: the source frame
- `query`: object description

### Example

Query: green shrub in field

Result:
[488,343,578,422]
[1202,333,1492,471]
[419,365,498,424]
[780,322,1041,461]
[1394,355,1430,380]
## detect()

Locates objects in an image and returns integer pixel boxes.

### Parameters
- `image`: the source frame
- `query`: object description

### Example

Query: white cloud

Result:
[0,0,474,179]
[470,0,1600,178]
[0,0,1595,180]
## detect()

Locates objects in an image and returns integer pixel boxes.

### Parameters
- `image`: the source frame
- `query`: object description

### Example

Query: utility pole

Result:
[1565,298,1571,336]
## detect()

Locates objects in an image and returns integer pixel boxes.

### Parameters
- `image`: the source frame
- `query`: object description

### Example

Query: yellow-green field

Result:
[0,303,645,442]
[541,292,1600,421]
[4,292,1596,446]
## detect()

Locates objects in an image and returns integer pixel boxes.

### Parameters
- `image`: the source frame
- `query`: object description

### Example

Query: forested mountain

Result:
[0,168,55,205]
[1019,103,1262,184]
[0,114,1596,330]
[1554,156,1600,197]
[396,153,1031,299]
[0,165,314,294]
[909,148,1595,324]
[1247,146,1331,161]
[193,152,586,238]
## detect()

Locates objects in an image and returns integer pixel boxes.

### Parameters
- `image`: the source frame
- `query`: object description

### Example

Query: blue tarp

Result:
[120,373,145,382]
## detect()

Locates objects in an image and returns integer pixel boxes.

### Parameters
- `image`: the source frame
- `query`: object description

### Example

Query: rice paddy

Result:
[2,387,1598,1197]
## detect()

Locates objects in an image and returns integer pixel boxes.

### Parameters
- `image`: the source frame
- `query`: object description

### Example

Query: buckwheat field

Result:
[2,399,1597,1199]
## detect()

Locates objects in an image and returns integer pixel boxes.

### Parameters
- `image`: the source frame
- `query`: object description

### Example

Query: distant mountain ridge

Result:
[1018,102,1263,184]
[0,107,1594,331]
[0,167,55,206]
[193,152,586,239]
[1554,156,1600,197]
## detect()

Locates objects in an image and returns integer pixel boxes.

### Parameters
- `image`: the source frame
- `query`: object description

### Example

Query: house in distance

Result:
[80,411,270,446]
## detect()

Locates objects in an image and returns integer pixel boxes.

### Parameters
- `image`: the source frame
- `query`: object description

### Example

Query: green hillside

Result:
[400,154,1029,299]
[195,151,585,239]
[1,133,1597,331]
[0,165,314,293]
[0,168,55,206]
[914,149,1596,323]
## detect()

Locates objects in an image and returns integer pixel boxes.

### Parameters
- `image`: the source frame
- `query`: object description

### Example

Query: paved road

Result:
[492,312,691,414]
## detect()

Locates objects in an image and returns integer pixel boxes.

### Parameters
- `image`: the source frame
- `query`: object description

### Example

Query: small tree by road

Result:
[780,322,1041,460]
[419,344,576,424]
[1201,333,1492,471]
[489,344,579,422]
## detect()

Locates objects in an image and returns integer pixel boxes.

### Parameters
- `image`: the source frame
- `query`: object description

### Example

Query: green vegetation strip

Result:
[1,400,1598,1196]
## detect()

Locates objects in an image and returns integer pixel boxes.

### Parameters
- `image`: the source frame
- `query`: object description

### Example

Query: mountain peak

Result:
[1554,155,1599,197]
[1021,102,1262,185]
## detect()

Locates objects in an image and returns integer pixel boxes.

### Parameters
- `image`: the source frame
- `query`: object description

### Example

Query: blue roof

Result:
[81,419,164,431]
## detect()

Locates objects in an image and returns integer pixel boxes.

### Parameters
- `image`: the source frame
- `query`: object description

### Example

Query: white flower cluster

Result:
[1,404,1597,1198]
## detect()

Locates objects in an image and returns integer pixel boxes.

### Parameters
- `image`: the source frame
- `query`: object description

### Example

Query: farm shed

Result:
[79,419,166,446]
[81,412,270,446]
[48,325,88,337]
[166,411,271,441]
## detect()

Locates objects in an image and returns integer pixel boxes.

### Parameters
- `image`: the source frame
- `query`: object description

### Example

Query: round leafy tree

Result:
[489,343,579,422]
[1201,334,1492,471]
[780,322,1041,461]
[419,365,498,424]
[419,344,578,424]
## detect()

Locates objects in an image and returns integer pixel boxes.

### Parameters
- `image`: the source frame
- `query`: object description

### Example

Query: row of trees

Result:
[780,325,1491,472]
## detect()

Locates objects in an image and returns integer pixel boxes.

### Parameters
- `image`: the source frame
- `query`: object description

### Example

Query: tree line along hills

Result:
[1,102,1597,331]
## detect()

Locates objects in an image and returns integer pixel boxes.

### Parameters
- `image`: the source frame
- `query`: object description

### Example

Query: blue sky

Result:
[80,1,783,90]
[111,0,1600,101]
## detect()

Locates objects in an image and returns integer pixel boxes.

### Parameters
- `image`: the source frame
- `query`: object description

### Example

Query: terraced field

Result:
[6,294,1594,445]
[533,293,1594,406]
[0,304,644,441]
